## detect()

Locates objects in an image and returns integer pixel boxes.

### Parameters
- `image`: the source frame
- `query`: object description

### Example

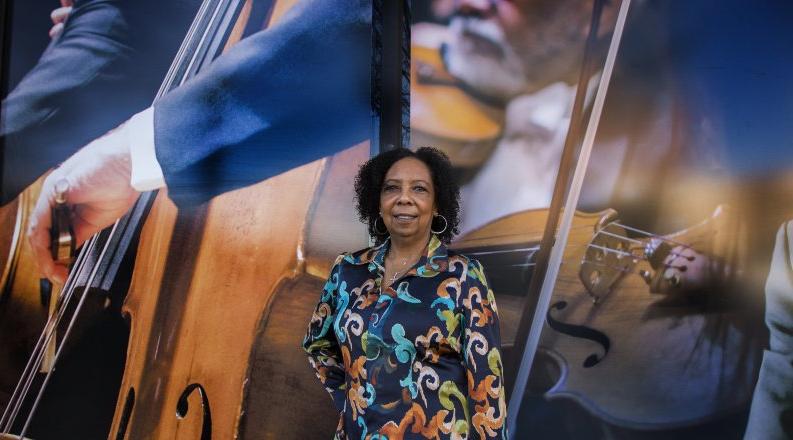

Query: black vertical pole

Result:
[371,0,410,156]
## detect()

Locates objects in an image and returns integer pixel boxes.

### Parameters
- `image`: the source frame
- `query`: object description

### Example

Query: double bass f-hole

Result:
[114,384,213,440]
[176,384,212,440]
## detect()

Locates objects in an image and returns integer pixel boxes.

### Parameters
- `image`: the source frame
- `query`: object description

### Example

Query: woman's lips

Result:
[393,214,417,224]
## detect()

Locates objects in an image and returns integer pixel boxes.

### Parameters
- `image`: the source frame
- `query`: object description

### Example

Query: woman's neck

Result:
[388,232,430,261]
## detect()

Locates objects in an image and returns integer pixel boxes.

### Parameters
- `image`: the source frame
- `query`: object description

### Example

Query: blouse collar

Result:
[350,234,448,279]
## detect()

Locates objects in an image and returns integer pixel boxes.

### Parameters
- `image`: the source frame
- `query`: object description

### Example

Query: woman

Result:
[303,147,507,439]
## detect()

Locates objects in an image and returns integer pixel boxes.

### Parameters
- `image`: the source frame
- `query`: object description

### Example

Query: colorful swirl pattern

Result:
[303,235,507,439]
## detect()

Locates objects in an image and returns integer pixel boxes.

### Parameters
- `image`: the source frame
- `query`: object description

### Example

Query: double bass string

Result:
[0,232,94,430]
[17,222,123,438]
[0,231,98,432]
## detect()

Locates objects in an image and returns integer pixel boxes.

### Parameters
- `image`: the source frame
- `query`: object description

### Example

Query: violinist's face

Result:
[379,158,437,243]
[443,0,604,101]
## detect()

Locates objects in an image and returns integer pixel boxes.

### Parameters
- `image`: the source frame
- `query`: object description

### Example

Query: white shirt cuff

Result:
[127,107,166,191]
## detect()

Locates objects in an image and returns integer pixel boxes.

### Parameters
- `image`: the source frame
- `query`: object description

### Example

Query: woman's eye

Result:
[413,186,427,192]
[383,185,398,191]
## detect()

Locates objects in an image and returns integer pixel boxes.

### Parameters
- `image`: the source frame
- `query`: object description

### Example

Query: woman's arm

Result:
[462,259,508,439]
[302,254,348,412]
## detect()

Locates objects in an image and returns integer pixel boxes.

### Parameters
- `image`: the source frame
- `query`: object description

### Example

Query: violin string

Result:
[19,221,122,438]
[595,228,643,244]
[474,229,705,283]
[591,226,703,261]
[1,233,98,433]
[466,226,707,282]
[610,221,699,250]
[586,242,635,258]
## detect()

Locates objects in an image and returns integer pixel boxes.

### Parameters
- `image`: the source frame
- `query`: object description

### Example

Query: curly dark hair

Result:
[354,147,460,245]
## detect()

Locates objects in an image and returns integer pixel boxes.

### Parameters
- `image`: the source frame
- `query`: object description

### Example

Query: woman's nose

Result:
[396,188,413,204]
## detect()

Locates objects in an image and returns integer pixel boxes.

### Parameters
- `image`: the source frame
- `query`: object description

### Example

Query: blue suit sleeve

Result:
[0,0,194,204]
[153,0,373,207]
[0,0,138,204]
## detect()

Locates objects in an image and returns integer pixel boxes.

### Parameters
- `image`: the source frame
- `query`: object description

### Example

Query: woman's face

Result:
[379,157,437,242]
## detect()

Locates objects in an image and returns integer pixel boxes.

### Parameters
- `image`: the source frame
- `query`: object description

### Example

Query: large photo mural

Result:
[1,0,791,439]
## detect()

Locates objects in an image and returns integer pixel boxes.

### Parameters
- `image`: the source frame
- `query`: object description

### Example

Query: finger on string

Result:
[60,0,73,7]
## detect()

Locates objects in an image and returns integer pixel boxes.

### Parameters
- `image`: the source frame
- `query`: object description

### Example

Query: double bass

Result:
[2,0,383,437]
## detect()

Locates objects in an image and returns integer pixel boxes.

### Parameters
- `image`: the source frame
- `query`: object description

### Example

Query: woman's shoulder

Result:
[445,249,491,290]
[331,244,379,267]
[446,248,484,270]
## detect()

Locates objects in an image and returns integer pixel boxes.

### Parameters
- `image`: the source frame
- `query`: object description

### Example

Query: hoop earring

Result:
[374,215,388,235]
[431,214,448,235]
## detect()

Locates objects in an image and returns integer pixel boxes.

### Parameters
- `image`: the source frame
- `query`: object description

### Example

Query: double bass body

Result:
[112,143,369,438]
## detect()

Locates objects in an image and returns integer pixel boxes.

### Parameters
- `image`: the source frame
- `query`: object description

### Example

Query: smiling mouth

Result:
[393,214,417,223]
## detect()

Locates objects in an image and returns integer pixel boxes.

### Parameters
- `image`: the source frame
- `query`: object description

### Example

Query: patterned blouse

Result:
[303,235,507,439]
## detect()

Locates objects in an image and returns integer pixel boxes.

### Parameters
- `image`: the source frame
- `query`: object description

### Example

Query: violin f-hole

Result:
[176,383,212,440]
[546,301,611,368]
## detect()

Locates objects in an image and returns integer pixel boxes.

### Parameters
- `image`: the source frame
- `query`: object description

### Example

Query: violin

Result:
[451,206,764,429]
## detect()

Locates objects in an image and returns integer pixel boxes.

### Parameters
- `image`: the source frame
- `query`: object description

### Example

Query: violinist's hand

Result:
[49,0,74,39]
[660,245,711,294]
[27,125,140,284]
